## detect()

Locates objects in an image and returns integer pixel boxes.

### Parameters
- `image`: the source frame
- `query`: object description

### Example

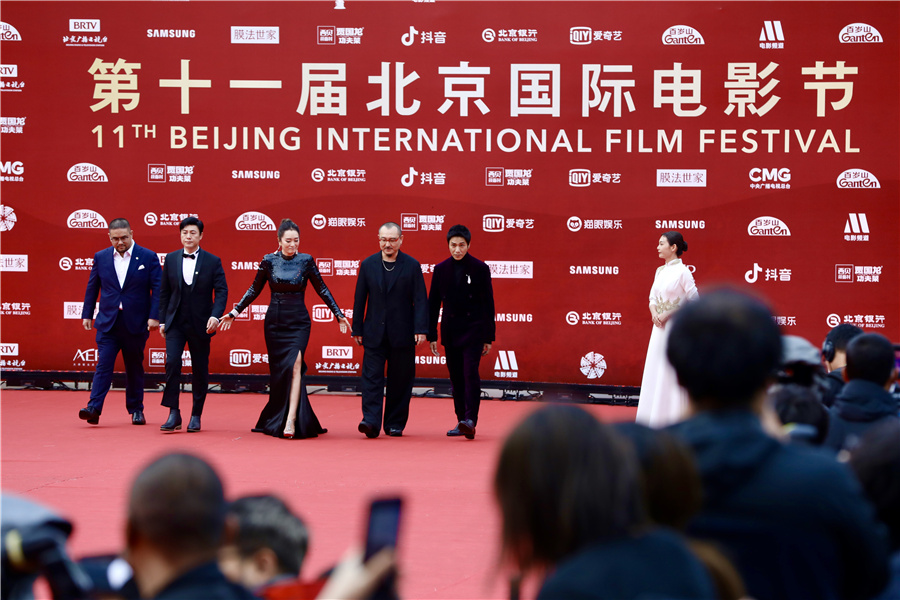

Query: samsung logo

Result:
[655,220,705,229]
[569,266,620,275]
[232,170,280,179]
[231,261,260,270]
[496,313,533,322]
[147,29,196,38]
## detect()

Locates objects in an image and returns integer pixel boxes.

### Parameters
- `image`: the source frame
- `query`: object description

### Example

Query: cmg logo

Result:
[0,161,24,175]
[749,167,790,182]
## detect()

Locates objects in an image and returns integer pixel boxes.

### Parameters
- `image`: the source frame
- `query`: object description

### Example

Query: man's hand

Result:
[205,317,219,334]
[353,335,363,346]
[414,334,425,345]
[82,319,92,331]
[482,343,492,356]
[147,319,160,331]
[430,341,439,357]
[159,324,166,338]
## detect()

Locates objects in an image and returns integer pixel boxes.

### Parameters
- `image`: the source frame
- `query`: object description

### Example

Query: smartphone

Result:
[364,497,402,561]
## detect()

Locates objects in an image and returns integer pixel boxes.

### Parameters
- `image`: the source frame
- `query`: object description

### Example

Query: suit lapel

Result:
[123,244,141,288]
[191,248,204,286]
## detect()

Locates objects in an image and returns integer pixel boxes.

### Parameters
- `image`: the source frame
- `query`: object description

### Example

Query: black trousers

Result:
[161,323,211,416]
[445,343,482,425]
[361,338,415,432]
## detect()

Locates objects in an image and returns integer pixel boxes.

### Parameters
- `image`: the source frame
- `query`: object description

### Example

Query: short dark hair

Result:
[228,495,309,577]
[667,289,782,409]
[179,216,204,233]
[849,421,900,550]
[379,222,402,236]
[825,324,864,353]
[494,405,641,572]
[613,422,702,530]
[128,453,226,557]
[769,383,830,445]
[661,231,688,256]
[277,218,299,240]
[446,224,471,244]
[845,333,896,386]
[109,218,130,231]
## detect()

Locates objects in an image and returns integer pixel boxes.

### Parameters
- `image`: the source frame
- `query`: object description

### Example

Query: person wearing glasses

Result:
[351,222,428,438]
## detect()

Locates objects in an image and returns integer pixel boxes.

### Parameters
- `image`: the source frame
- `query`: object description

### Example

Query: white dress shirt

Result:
[182,248,198,285]
[113,244,132,308]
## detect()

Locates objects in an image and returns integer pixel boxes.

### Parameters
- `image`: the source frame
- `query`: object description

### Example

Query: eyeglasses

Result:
[379,237,400,243]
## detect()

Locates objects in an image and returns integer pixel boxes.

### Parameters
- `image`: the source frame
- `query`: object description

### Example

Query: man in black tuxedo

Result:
[158,217,227,433]
[427,224,495,440]
[352,222,428,438]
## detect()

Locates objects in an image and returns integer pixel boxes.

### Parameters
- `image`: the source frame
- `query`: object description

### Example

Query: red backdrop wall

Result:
[1,1,898,387]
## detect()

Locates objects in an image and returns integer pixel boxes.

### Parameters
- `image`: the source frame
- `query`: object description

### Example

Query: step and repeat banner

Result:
[1,1,898,386]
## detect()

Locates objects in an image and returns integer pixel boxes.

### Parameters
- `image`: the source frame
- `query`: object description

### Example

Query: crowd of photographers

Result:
[3,289,899,600]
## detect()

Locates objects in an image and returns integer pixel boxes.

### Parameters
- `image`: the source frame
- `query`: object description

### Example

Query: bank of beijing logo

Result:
[836,169,880,189]
[840,23,882,43]
[235,211,275,231]
[662,25,704,45]
[67,210,107,229]
[67,163,108,182]
[580,352,607,379]
[1,22,22,41]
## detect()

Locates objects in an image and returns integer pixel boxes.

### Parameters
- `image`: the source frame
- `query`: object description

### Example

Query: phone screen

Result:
[364,497,402,561]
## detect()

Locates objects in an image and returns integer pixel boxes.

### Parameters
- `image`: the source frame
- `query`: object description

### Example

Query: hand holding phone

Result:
[364,497,402,561]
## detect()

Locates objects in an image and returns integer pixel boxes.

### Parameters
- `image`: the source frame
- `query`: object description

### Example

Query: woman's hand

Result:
[218,314,235,331]
[338,316,351,334]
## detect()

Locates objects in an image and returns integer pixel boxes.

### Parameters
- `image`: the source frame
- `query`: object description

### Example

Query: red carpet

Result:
[1,389,636,599]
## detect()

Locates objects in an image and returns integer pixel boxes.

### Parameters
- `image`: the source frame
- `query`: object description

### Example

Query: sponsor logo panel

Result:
[566,311,622,326]
[0,301,30,316]
[1,160,24,181]
[486,261,533,279]
[67,163,108,182]
[231,26,279,44]
[837,169,880,189]
[839,23,882,43]
[835,264,882,283]
[0,116,25,134]
[580,352,607,379]
[0,205,17,230]
[759,20,785,49]
[235,211,276,231]
[0,255,28,272]
[827,313,886,329]
[662,25,704,45]
[744,263,791,283]
[657,169,705,187]
[1,22,23,41]
[67,209,107,229]
[844,213,869,241]
[494,350,518,378]
[748,216,791,236]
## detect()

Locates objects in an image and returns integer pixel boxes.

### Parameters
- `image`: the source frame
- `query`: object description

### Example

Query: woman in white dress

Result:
[636,232,698,427]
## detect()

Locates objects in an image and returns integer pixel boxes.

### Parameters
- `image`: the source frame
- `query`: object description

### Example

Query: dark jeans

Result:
[88,312,148,414]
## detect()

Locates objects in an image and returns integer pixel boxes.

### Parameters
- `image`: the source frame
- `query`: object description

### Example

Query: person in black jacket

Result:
[823,333,899,452]
[666,289,890,600]
[126,454,256,600]
[821,323,864,406]
[158,217,228,433]
[427,225,495,439]
[352,222,428,438]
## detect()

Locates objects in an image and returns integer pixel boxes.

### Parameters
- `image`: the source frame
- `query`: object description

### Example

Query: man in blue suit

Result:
[80,218,162,425]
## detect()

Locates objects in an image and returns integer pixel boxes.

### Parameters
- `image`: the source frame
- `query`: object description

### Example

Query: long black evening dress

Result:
[233,251,344,438]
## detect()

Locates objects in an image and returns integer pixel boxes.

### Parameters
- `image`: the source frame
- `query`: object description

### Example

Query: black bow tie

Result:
[183,253,196,260]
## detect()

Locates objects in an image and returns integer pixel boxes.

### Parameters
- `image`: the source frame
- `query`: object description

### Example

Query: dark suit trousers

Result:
[361,338,415,432]
[446,343,482,425]
[161,324,211,416]
[88,311,148,414]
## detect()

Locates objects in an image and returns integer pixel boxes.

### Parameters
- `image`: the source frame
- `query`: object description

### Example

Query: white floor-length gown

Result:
[635,258,698,428]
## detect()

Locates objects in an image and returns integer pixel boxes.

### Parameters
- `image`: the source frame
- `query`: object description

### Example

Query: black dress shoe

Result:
[447,424,463,436]
[132,411,146,425]
[458,419,476,440]
[160,409,182,432]
[187,415,201,432]
[78,407,100,425]
[386,428,403,437]
[358,421,379,438]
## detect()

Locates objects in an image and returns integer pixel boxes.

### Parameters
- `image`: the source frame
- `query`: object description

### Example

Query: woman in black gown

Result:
[219,219,351,438]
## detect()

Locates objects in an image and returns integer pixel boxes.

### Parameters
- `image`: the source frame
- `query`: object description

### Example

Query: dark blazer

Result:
[82,243,162,334]
[352,251,428,348]
[427,253,495,348]
[158,248,228,335]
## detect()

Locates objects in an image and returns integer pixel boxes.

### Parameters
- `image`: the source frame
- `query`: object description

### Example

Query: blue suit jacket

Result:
[82,243,162,334]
